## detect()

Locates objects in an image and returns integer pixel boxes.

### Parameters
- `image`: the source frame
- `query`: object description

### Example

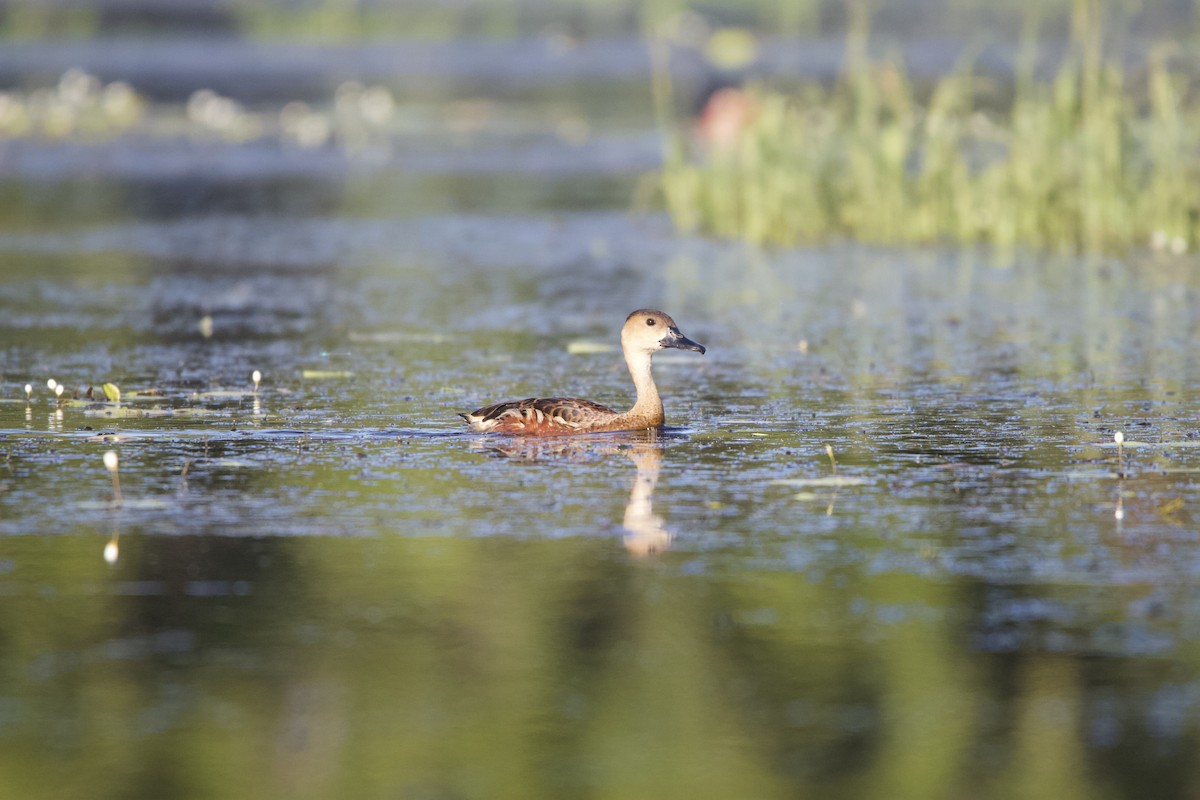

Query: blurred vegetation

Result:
[659,1,1200,254]
[0,1,97,38]
[1,0,1179,41]
[0,68,142,139]
[0,67,402,153]
[227,0,640,40]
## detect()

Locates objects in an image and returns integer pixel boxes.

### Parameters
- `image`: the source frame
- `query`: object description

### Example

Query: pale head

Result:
[621,309,706,356]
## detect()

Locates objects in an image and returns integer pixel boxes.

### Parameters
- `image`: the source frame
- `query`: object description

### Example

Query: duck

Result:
[460,309,705,435]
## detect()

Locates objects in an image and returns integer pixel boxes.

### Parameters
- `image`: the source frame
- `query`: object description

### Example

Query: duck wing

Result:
[460,396,616,433]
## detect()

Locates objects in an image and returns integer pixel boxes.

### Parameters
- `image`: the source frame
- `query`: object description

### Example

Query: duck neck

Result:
[623,348,663,426]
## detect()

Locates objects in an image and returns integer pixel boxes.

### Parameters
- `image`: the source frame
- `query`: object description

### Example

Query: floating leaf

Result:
[302,370,355,379]
[1158,497,1186,519]
[1042,469,1121,481]
[83,405,169,418]
[212,459,257,469]
[349,331,449,344]
[102,382,121,402]
[78,497,172,511]
[170,407,225,417]
[191,390,250,399]
[566,340,615,355]
[772,476,871,488]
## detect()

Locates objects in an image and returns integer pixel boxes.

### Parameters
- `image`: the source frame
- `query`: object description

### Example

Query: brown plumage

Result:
[460,309,705,435]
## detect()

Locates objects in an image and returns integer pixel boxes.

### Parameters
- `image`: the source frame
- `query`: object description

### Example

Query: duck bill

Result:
[664,332,706,354]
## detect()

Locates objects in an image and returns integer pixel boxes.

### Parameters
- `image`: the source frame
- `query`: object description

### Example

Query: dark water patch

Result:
[0,36,667,101]
[0,212,678,272]
[0,132,660,183]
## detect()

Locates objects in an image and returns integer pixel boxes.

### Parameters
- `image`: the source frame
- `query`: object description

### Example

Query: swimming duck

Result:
[460,309,705,435]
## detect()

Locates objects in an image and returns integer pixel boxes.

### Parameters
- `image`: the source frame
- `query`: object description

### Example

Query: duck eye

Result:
[646,318,656,326]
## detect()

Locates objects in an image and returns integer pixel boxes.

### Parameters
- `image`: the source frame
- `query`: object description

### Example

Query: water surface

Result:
[2,9,1200,799]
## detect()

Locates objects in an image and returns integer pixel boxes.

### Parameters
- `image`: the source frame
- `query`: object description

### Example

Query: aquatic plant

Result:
[659,9,1200,254]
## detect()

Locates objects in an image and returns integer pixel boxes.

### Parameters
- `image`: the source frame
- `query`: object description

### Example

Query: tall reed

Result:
[660,5,1200,254]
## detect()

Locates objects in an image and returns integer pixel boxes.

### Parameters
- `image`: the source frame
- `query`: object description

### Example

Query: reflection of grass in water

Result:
[660,5,1200,255]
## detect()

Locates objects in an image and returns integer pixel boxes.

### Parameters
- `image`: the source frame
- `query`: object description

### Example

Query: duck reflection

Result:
[472,432,674,556]
[620,444,670,556]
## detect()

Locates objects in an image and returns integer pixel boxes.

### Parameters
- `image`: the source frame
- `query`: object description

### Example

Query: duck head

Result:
[622,309,706,355]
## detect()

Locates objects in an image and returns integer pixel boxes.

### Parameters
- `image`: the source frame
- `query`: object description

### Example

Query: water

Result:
[4,9,1200,800]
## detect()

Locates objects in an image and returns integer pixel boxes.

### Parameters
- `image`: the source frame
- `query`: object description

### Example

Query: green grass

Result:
[659,8,1200,254]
